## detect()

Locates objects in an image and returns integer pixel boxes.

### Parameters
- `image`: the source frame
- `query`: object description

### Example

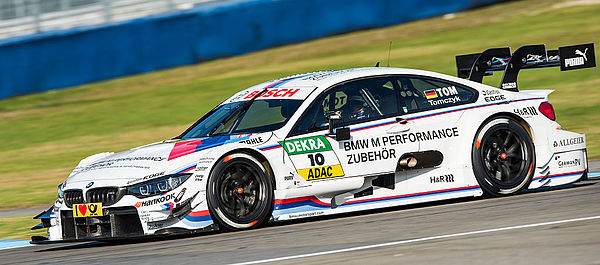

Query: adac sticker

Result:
[280,136,332,155]
[296,164,344,181]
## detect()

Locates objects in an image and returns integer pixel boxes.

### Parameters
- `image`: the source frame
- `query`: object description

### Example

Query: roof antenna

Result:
[375,62,380,67]
[387,41,392,67]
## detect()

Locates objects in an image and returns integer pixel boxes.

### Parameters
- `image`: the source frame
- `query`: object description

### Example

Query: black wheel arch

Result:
[210,148,277,190]
[471,113,536,196]
[477,112,533,144]
[205,149,276,230]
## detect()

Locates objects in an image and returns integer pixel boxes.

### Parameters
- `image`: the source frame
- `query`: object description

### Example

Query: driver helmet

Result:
[348,95,369,120]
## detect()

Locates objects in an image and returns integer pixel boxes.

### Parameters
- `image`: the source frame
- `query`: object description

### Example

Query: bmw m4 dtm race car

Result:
[32,43,596,243]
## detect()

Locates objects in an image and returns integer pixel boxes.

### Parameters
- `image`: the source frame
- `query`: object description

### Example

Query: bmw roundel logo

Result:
[86,182,94,188]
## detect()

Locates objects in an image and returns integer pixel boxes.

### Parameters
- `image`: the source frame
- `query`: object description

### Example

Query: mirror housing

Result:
[325,111,350,141]
[334,127,350,141]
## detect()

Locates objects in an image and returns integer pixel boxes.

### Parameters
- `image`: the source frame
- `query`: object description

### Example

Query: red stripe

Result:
[351,121,396,132]
[265,76,297,88]
[274,196,330,206]
[188,210,210,217]
[274,185,480,206]
[532,170,585,180]
[168,139,203,161]
[261,145,282,151]
[180,165,196,173]
[347,185,480,204]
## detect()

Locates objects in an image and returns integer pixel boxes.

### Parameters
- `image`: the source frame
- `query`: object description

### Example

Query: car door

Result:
[286,76,419,180]
[391,75,477,152]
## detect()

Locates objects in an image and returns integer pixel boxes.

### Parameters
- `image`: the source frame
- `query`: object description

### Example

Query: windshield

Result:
[180,99,303,139]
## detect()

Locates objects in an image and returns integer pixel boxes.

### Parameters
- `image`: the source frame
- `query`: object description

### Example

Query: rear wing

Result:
[456,43,596,91]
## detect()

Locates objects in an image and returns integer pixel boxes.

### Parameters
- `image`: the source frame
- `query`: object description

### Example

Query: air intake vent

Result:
[64,190,84,208]
[86,187,122,206]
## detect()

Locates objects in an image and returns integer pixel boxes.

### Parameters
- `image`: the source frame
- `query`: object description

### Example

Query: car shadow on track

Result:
[35,178,599,252]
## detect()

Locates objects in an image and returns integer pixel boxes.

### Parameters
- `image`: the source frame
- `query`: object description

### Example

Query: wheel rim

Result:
[217,162,265,223]
[480,127,529,187]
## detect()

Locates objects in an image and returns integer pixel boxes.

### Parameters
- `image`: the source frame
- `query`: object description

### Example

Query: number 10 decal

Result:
[308,153,325,166]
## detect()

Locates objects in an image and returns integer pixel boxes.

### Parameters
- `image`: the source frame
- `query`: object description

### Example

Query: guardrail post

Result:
[103,0,112,22]
[14,0,26,18]
[32,0,41,32]
[166,0,175,10]
[60,0,70,11]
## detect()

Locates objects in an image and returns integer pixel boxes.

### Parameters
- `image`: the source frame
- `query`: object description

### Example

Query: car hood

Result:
[65,134,258,187]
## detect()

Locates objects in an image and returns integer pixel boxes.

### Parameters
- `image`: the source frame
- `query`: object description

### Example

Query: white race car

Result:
[32,43,595,243]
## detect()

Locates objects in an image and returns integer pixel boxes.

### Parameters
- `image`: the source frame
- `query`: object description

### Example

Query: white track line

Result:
[231,215,600,265]
[588,172,600,178]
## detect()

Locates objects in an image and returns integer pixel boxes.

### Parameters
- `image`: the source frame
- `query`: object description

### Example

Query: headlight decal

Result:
[127,173,192,198]
[57,183,64,202]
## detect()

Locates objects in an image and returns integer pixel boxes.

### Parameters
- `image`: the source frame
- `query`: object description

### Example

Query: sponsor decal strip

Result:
[274,185,481,211]
[350,97,545,133]
[532,170,585,181]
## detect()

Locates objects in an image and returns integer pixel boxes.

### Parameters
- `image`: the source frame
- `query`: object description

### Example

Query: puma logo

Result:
[575,48,588,61]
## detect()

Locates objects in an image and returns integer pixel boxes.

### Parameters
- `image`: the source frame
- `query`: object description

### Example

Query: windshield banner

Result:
[224,87,316,104]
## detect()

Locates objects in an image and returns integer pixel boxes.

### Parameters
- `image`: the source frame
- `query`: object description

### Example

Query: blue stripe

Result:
[176,164,196,174]
[347,97,544,133]
[343,186,481,207]
[275,200,329,211]
[274,186,481,216]
[351,120,396,132]
[269,73,313,88]
[184,215,212,222]
[259,144,281,150]
[0,240,29,249]
[408,97,544,121]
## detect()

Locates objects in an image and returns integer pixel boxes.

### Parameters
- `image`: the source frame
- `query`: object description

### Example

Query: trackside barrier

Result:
[0,0,504,99]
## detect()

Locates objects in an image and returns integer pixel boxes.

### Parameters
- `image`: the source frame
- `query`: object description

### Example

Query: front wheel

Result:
[207,153,273,230]
[472,117,535,196]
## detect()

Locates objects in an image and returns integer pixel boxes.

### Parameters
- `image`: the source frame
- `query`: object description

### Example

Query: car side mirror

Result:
[325,111,350,141]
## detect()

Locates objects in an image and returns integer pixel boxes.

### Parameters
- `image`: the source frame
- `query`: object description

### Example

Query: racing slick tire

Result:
[207,153,273,230]
[472,116,535,196]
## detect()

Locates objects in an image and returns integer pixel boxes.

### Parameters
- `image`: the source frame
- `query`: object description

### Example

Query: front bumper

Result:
[60,207,143,240]
[31,204,217,244]
[31,191,217,244]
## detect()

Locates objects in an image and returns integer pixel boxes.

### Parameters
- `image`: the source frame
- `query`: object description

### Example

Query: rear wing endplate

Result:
[456,43,596,91]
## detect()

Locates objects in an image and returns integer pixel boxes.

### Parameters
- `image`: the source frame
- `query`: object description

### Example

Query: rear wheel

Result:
[472,117,535,196]
[207,153,273,230]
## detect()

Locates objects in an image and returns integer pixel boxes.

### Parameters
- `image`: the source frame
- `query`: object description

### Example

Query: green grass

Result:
[0,0,599,238]
[0,216,45,240]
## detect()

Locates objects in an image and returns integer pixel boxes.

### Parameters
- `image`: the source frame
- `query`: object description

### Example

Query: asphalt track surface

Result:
[1,176,599,264]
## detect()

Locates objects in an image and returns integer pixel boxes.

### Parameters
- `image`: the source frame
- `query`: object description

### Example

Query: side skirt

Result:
[272,185,482,221]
